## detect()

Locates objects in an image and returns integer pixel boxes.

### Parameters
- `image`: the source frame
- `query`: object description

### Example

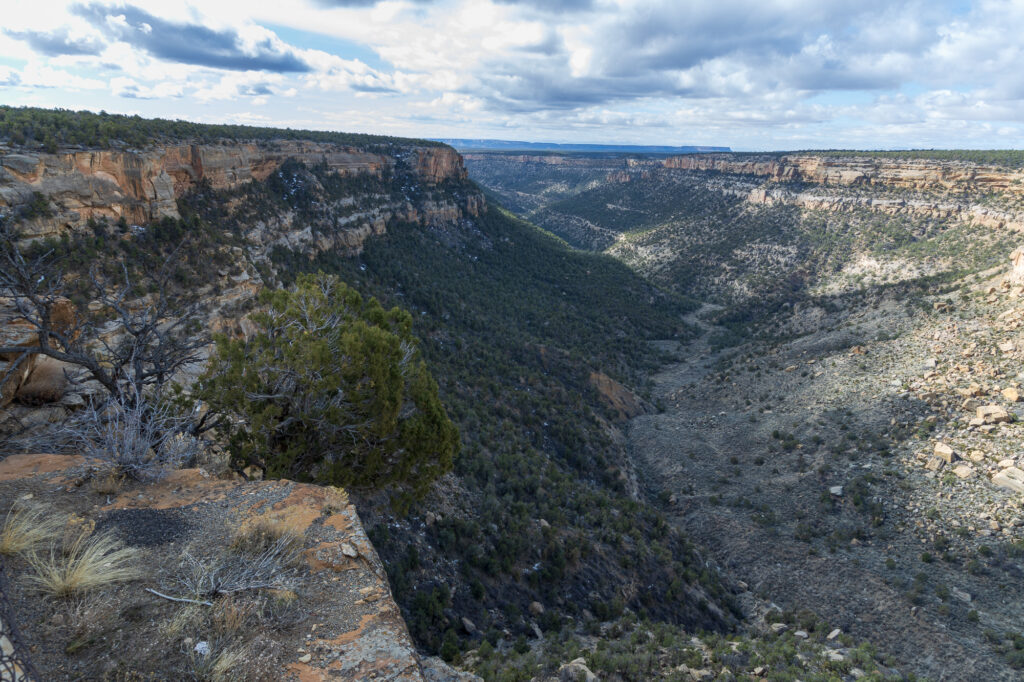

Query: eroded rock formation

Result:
[0,142,472,240]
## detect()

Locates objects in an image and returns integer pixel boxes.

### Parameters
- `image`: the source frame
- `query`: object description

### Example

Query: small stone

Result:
[461,616,477,634]
[999,458,1016,468]
[528,601,545,616]
[827,650,845,662]
[794,630,809,639]
[827,628,842,640]
[1000,341,1016,353]
[1004,387,1021,402]
[298,654,312,664]
[424,511,436,526]
[341,543,358,558]
[829,485,843,496]
[194,641,210,657]
[925,457,945,472]
[962,398,981,412]
[770,623,789,634]
[950,587,972,603]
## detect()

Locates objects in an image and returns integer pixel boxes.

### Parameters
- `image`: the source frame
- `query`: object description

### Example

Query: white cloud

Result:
[0,0,1022,148]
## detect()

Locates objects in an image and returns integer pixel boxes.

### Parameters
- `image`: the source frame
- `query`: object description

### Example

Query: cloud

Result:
[73,3,310,72]
[0,66,20,86]
[5,28,104,56]
[311,0,435,6]
[110,75,184,99]
[493,0,594,11]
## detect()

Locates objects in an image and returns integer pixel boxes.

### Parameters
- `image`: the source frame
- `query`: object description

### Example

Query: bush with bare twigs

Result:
[173,533,302,602]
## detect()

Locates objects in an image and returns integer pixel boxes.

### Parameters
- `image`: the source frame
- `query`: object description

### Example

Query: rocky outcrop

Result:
[662,154,1024,231]
[741,185,1024,232]
[411,147,468,184]
[0,453,479,680]
[0,141,472,239]
[664,153,1024,194]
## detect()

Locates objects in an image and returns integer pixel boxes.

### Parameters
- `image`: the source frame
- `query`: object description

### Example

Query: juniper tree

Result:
[197,272,458,502]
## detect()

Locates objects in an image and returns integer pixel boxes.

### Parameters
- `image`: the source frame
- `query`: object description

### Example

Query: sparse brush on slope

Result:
[174,534,302,600]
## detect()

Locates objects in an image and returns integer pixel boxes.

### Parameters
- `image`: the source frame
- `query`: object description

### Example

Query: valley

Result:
[467,150,1024,679]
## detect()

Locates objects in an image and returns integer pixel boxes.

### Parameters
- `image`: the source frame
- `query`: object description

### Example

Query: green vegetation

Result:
[0,105,444,151]
[470,613,903,681]
[199,273,458,503]
[224,162,735,653]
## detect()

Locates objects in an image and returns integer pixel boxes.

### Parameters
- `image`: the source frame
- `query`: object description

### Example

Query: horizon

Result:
[1,1,1023,150]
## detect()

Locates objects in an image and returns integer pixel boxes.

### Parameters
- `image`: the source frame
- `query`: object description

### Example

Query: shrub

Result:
[175,533,301,600]
[58,388,200,480]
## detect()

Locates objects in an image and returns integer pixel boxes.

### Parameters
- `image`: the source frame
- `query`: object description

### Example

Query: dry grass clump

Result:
[28,530,140,597]
[229,520,302,560]
[0,504,64,557]
[184,636,249,682]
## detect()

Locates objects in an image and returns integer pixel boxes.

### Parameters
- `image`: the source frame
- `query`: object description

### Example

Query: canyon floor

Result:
[629,272,1024,680]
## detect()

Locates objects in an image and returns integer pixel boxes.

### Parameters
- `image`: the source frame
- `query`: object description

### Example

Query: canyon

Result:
[5,131,1024,680]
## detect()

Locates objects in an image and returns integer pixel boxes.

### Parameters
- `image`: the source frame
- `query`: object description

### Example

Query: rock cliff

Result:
[663,153,1024,194]
[0,141,473,240]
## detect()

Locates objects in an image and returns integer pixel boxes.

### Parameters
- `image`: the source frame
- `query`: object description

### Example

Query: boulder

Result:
[558,658,597,682]
[14,357,69,405]
[934,442,956,463]
[977,405,1012,424]
[952,465,975,479]
[1003,387,1021,402]
[993,467,1024,494]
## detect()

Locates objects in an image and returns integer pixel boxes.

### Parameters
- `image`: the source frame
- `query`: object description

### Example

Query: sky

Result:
[0,0,1022,150]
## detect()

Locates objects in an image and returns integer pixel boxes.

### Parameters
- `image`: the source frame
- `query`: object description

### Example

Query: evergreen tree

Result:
[199,273,458,502]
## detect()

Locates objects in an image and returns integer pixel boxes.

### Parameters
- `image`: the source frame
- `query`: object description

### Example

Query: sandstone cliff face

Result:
[739,185,1024,232]
[0,141,471,239]
[663,153,1024,194]
[661,154,1024,232]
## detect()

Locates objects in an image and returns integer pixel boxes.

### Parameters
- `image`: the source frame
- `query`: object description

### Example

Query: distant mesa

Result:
[436,138,730,155]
